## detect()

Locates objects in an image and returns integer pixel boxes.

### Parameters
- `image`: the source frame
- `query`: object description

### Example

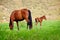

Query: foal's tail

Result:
[28,10,32,29]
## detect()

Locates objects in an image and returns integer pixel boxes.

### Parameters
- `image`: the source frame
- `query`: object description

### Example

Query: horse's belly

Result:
[15,18,24,21]
[15,17,24,21]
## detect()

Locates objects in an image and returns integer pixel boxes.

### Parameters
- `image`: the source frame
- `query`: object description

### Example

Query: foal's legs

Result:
[40,22,42,29]
[35,19,38,25]
[40,22,42,26]
[16,21,19,30]
[36,22,38,25]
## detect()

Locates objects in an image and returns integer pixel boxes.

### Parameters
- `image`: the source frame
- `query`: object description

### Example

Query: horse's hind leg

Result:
[16,21,19,30]
[25,18,29,23]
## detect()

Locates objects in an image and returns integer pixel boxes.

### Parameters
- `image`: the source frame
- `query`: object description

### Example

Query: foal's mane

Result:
[40,15,45,18]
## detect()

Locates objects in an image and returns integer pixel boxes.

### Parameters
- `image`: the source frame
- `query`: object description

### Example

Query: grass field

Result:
[0,20,60,40]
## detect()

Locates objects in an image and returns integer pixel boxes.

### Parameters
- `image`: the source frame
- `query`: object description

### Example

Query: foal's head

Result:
[42,15,47,20]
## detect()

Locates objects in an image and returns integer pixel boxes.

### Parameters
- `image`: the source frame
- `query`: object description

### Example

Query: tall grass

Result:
[0,20,60,40]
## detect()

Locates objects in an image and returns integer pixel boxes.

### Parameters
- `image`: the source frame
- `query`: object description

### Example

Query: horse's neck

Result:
[40,17,44,21]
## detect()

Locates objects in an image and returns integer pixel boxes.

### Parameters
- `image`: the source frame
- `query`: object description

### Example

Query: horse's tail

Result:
[28,10,32,29]
[9,18,13,30]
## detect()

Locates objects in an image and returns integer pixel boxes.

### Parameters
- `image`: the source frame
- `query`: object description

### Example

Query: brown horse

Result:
[9,8,32,30]
[35,15,46,26]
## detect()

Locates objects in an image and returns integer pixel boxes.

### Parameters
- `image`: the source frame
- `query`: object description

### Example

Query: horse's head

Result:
[9,24,13,30]
[43,15,47,20]
[9,19,13,30]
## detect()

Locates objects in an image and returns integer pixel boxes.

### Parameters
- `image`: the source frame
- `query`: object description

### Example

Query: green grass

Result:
[0,20,60,40]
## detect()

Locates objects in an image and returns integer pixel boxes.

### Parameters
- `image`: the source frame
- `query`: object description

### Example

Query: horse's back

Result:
[10,9,29,21]
[10,10,23,21]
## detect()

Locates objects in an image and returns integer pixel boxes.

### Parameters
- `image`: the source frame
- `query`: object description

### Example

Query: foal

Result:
[35,15,46,26]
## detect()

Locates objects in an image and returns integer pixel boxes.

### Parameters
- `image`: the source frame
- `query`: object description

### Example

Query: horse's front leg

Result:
[16,21,19,30]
